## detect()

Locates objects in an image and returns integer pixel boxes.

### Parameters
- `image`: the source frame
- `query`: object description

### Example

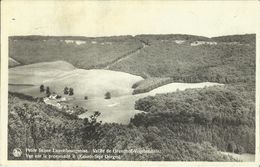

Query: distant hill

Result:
[109,34,255,84]
[9,34,255,86]
[9,35,143,69]
[212,34,255,43]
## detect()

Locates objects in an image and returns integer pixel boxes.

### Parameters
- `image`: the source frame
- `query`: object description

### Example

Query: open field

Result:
[74,82,223,124]
[9,61,223,124]
[9,61,75,85]
[9,61,143,98]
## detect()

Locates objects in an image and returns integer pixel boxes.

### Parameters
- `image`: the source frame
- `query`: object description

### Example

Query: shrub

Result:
[234,146,245,154]
[227,142,237,153]
[104,92,111,99]
[46,87,50,96]
[69,88,74,96]
[64,87,69,95]
[40,85,45,92]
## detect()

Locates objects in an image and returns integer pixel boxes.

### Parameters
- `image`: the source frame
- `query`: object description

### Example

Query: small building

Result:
[191,41,217,46]
[175,40,185,44]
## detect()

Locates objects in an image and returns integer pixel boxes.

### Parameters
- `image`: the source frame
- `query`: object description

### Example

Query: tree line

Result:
[40,85,74,96]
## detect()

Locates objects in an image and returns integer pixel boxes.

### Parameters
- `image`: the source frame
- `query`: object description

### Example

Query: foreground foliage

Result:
[134,86,255,153]
[8,92,236,161]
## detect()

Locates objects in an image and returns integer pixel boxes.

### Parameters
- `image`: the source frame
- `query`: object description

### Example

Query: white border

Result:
[1,1,259,166]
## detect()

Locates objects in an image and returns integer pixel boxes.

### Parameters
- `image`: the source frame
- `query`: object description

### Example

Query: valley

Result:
[9,61,223,124]
[8,34,256,161]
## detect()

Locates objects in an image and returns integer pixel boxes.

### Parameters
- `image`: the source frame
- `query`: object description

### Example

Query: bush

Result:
[40,85,45,92]
[46,87,50,96]
[104,92,111,99]
[69,88,74,96]
[234,146,245,154]
[227,142,237,153]
[64,87,69,95]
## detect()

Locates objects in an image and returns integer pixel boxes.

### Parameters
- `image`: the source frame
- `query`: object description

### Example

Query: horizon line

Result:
[9,33,256,39]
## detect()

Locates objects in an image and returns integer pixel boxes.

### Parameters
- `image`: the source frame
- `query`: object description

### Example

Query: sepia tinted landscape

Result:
[8,34,255,161]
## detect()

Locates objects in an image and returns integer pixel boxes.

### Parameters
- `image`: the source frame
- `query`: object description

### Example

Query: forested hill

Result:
[8,92,237,161]
[212,34,255,43]
[9,35,143,69]
[109,34,255,84]
[133,86,255,154]
[10,34,255,85]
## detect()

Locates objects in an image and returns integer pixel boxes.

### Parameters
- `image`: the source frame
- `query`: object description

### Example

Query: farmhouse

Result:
[175,40,186,44]
[49,94,58,99]
[43,97,62,109]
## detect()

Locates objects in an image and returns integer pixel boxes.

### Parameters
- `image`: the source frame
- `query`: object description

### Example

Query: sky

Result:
[2,1,259,37]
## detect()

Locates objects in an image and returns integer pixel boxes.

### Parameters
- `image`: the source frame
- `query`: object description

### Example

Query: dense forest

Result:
[8,92,236,161]
[134,86,255,153]
[109,34,255,84]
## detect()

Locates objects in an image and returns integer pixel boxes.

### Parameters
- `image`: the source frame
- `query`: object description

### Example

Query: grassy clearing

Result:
[132,77,173,94]
[9,61,144,98]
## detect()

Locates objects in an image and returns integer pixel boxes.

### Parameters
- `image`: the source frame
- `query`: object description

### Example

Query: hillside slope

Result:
[9,35,143,69]
[109,34,255,85]
[9,57,20,67]
[133,86,255,154]
[9,61,75,85]
[10,34,255,87]
[9,61,144,98]
[8,92,236,161]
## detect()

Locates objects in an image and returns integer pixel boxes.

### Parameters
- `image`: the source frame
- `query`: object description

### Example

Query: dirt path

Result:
[104,41,148,70]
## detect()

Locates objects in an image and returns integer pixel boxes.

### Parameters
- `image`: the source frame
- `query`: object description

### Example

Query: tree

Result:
[69,88,74,96]
[227,142,236,153]
[46,87,50,96]
[235,146,245,154]
[40,85,45,92]
[105,92,111,99]
[82,111,102,145]
[64,87,69,95]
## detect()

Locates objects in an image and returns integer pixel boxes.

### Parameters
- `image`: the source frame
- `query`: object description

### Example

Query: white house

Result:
[191,41,217,46]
